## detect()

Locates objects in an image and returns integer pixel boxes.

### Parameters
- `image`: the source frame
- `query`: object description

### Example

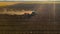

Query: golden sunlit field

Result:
[0,1,60,6]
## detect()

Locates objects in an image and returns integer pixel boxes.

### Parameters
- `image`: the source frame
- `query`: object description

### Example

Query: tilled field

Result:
[0,4,60,34]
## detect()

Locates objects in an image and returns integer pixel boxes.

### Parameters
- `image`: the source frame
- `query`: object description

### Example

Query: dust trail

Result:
[0,9,33,15]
